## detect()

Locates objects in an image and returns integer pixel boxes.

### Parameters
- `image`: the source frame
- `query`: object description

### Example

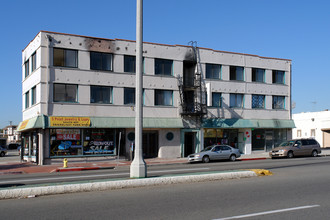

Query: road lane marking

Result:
[214,205,320,220]
[0,167,210,185]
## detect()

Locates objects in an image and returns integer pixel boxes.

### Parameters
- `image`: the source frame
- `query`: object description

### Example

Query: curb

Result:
[240,157,268,161]
[0,170,257,200]
[51,166,115,173]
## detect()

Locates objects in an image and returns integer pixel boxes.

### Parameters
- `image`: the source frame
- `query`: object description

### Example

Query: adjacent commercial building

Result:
[19,31,294,165]
[293,110,330,148]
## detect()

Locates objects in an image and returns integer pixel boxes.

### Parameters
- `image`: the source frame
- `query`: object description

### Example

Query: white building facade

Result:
[293,111,330,148]
[19,31,294,165]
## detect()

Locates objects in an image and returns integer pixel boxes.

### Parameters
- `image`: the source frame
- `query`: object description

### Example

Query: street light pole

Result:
[130,0,147,178]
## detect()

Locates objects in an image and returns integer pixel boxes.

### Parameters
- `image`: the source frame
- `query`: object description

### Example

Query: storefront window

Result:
[203,129,238,148]
[252,129,265,150]
[50,129,82,156]
[83,129,115,155]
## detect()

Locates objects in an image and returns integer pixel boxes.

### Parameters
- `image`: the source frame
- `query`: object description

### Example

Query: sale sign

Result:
[56,129,80,140]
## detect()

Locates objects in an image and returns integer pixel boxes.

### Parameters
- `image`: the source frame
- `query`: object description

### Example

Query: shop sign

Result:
[50,117,90,127]
[56,129,80,140]
[19,119,29,130]
[204,129,216,138]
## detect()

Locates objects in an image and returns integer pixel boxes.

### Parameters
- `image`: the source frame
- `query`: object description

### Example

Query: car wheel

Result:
[287,151,294,158]
[311,150,318,157]
[0,152,5,157]
[229,154,236,161]
[202,155,210,163]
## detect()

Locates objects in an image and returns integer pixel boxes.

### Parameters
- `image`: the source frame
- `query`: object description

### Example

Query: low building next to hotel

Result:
[19,31,294,165]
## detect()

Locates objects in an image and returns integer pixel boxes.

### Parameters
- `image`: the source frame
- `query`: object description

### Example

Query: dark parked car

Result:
[0,146,7,157]
[8,143,20,149]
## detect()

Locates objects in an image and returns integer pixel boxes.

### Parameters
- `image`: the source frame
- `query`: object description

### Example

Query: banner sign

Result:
[19,120,29,130]
[50,117,90,127]
[56,129,81,140]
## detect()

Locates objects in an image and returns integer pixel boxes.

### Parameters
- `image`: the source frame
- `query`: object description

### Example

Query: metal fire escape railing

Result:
[178,41,207,118]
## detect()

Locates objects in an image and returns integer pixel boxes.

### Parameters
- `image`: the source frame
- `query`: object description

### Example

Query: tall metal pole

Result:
[130,0,147,178]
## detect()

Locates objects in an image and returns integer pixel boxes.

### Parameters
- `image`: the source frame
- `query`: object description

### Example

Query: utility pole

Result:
[130,0,147,178]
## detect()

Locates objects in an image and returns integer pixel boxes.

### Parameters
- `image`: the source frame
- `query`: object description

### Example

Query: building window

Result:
[252,95,265,109]
[230,94,244,108]
[90,86,112,104]
[206,64,221,79]
[31,86,36,105]
[297,130,302,137]
[272,70,285,84]
[252,68,265,83]
[124,55,136,73]
[24,60,29,78]
[25,91,30,109]
[31,52,37,72]
[230,66,244,81]
[53,48,78,68]
[155,90,173,106]
[273,96,285,109]
[311,129,316,137]
[155,58,173,76]
[53,84,78,102]
[212,92,222,107]
[90,52,112,71]
[124,88,135,105]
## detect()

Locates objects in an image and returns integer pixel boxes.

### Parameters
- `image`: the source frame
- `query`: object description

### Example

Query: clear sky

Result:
[1,0,329,128]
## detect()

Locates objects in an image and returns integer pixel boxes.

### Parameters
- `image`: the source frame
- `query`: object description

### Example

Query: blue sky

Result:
[0,0,329,128]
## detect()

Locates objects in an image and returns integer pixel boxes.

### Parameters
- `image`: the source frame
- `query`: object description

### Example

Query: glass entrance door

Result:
[265,131,274,151]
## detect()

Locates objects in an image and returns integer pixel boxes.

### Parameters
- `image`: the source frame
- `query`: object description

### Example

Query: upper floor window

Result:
[53,83,78,102]
[124,88,135,105]
[53,48,78,68]
[212,92,222,107]
[297,129,302,137]
[90,52,112,71]
[24,60,30,78]
[155,89,173,106]
[272,96,285,109]
[155,58,173,76]
[252,95,265,109]
[31,86,36,105]
[230,93,244,108]
[272,70,285,84]
[206,64,221,79]
[230,66,244,81]
[124,55,136,73]
[311,129,316,137]
[25,91,30,109]
[31,52,37,72]
[252,68,265,83]
[90,86,112,104]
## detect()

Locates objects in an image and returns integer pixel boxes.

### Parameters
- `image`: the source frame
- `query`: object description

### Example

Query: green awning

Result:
[202,119,295,129]
[17,115,46,132]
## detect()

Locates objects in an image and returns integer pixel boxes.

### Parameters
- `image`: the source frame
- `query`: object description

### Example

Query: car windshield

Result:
[279,141,295,147]
[201,146,213,152]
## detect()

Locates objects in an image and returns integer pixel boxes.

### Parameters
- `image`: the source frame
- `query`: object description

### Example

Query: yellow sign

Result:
[50,117,91,127]
[19,120,29,130]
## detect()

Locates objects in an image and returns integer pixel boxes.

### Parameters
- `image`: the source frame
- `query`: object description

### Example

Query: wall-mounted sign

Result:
[50,117,90,127]
[19,119,29,130]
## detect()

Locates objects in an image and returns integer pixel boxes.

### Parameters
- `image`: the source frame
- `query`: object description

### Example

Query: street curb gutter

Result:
[51,166,115,173]
[0,171,257,200]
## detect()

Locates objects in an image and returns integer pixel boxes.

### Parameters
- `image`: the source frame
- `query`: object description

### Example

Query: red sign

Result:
[57,134,80,140]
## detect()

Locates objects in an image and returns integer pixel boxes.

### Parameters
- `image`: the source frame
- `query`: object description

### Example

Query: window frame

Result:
[24,60,30,78]
[272,70,285,84]
[53,83,78,103]
[230,93,244,108]
[124,55,136,73]
[252,68,265,83]
[230,66,244,81]
[53,48,78,68]
[155,89,173,106]
[272,96,285,109]
[155,58,173,76]
[212,92,222,107]
[25,91,30,109]
[124,87,136,105]
[90,52,113,71]
[31,86,36,106]
[31,52,37,72]
[206,64,221,79]
[90,85,113,104]
[252,94,265,109]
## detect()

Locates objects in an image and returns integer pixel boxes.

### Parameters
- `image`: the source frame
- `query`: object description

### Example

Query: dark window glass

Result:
[124,88,135,105]
[230,66,244,81]
[252,95,265,109]
[90,86,112,104]
[212,93,222,107]
[272,70,285,84]
[25,91,30,109]
[230,94,244,108]
[31,52,36,72]
[90,52,112,71]
[53,48,77,68]
[252,68,265,82]
[31,86,36,105]
[272,96,285,109]
[206,64,221,79]
[25,60,29,78]
[155,58,173,75]
[155,90,173,106]
[53,84,78,102]
[124,55,136,73]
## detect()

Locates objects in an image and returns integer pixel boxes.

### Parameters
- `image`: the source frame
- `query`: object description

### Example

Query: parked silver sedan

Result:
[188,145,241,163]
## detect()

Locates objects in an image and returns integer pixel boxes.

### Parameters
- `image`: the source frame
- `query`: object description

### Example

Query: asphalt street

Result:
[1,156,330,219]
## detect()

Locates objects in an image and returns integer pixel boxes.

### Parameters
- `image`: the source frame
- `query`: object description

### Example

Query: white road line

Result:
[0,167,210,184]
[214,205,320,220]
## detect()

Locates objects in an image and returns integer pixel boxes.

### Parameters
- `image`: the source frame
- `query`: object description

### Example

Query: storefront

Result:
[203,128,238,148]
[252,129,288,151]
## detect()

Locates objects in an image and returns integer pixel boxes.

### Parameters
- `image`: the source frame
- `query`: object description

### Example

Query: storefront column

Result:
[242,128,252,154]
[38,130,44,165]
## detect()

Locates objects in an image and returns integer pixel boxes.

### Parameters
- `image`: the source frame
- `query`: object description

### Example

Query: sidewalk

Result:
[1,149,330,175]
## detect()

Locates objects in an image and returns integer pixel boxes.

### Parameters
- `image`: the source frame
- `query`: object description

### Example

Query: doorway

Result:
[265,131,274,151]
[142,131,159,158]
[184,132,196,157]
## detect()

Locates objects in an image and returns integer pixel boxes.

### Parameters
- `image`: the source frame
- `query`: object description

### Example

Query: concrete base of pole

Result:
[130,159,147,178]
